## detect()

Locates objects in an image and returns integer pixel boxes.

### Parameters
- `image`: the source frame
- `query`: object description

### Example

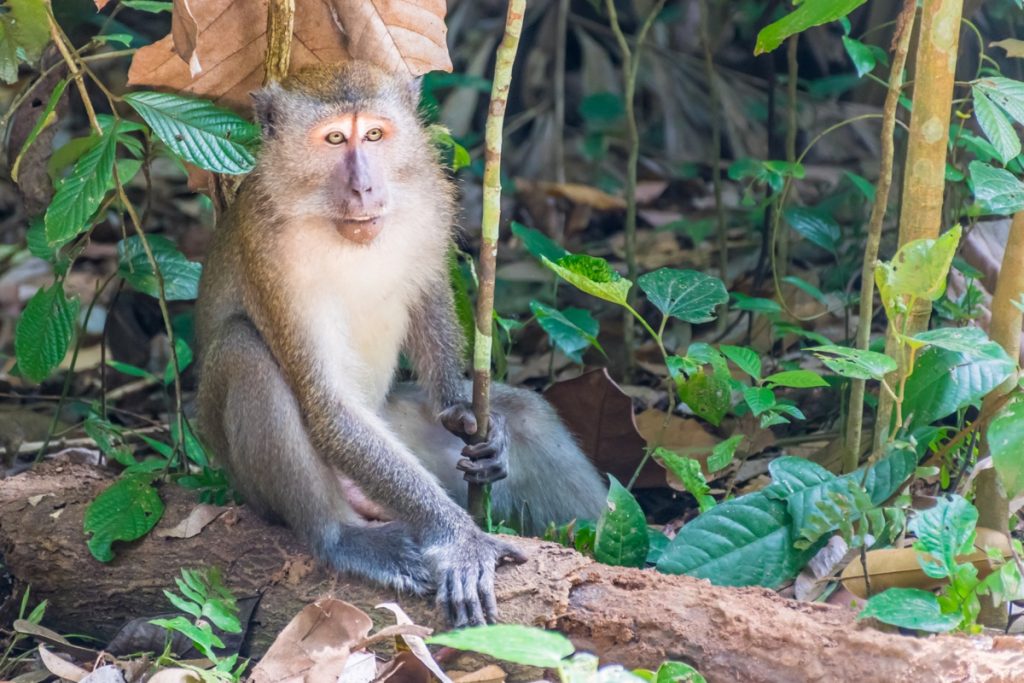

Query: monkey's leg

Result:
[197,319,431,594]
[383,383,608,536]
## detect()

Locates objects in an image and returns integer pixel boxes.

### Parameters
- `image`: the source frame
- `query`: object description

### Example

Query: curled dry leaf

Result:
[127,0,452,111]
[38,643,89,683]
[375,602,451,683]
[155,503,227,539]
[249,598,372,683]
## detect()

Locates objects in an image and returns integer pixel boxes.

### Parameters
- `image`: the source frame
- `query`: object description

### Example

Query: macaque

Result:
[194,61,607,626]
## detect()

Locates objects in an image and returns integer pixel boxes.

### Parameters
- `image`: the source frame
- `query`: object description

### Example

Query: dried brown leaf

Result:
[38,644,89,683]
[128,0,451,112]
[156,504,227,539]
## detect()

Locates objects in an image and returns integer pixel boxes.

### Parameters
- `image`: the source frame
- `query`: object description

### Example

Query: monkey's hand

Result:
[439,405,510,485]
[427,525,527,626]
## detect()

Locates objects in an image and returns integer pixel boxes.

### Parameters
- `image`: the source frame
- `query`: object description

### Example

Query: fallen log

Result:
[1,462,1023,682]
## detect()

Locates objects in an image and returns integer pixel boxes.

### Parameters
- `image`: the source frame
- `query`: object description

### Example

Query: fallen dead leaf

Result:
[634,409,719,489]
[375,603,450,683]
[249,598,372,683]
[156,504,227,539]
[451,665,508,683]
[38,644,89,683]
[515,178,626,211]
[128,0,452,111]
[27,494,47,506]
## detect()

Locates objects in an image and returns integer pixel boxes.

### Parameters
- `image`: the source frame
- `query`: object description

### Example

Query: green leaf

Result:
[14,284,80,383]
[653,447,714,512]
[844,170,876,202]
[121,0,173,11]
[511,221,568,264]
[150,616,224,658]
[163,589,202,619]
[720,345,761,380]
[742,386,775,416]
[1,0,49,69]
[972,87,1021,164]
[123,91,259,174]
[763,370,829,388]
[543,254,632,306]
[988,398,1024,499]
[530,301,602,363]
[579,92,625,128]
[755,0,868,55]
[841,35,876,77]
[973,77,1024,125]
[84,474,164,562]
[594,476,650,568]
[677,370,731,426]
[657,489,815,587]
[117,235,202,301]
[45,122,120,245]
[909,495,976,579]
[875,225,961,317]
[427,625,574,668]
[730,293,782,315]
[902,344,1013,429]
[655,662,705,683]
[970,161,1024,216]
[202,599,242,634]
[858,588,961,632]
[912,326,997,356]
[708,435,743,473]
[163,337,194,385]
[636,268,728,324]
[784,207,840,255]
[84,414,136,466]
[809,344,897,381]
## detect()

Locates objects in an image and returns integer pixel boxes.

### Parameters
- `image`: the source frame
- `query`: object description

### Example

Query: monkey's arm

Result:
[405,277,510,484]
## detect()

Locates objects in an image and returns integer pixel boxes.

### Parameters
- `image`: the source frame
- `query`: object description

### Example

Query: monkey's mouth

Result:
[336,215,385,245]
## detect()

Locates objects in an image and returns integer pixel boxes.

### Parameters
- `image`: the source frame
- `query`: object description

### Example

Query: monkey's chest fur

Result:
[282,217,447,409]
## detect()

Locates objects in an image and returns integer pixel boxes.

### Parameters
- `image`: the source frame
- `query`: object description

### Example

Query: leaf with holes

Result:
[636,268,728,324]
[875,225,961,317]
[117,235,202,301]
[124,91,259,174]
[594,476,649,568]
[972,87,1021,164]
[84,474,165,562]
[14,284,80,383]
[678,370,732,426]
[543,254,632,306]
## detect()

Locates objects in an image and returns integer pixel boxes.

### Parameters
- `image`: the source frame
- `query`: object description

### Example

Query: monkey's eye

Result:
[325,131,346,145]
[365,128,383,142]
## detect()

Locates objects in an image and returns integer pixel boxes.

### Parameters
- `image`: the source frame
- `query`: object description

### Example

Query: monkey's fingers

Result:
[461,441,498,460]
[495,540,528,565]
[457,457,507,484]
[479,564,499,624]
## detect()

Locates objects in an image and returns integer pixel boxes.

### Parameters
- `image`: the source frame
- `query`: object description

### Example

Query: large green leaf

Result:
[530,301,602,363]
[720,345,762,380]
[973,77,1024,125]
[594,476,649,568]
[755,0,868,55]
[636,268,728,324]
[784,207,840,255]
[912,326,997,355]
[117,235,203,301]
[84,474,165,562]
[970,161,1024,216]
[45,121,120,245]
[988,398,1024,499]
[542,254,632,306]
[972,87,1021,164]
[677,370,731,426]
[858,588,961,633]
[14,283,80,383]
[427,625,574,668]
[657,487,817,588]
[809,344,897,380]
[875,225,961,317]
[0,0,48,82]
[123,91,259,174]
[902,344,1014,429]
[909,495,977,580]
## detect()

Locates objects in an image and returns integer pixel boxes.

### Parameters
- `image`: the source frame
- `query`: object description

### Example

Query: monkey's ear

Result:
[406,76,423,106]
[251,83,284,137]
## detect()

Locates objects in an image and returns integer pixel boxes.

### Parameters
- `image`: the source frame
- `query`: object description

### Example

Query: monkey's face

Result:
[252,62,432,246]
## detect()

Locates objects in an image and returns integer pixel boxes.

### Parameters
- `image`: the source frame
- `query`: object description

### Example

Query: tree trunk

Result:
[2,463,1024,683]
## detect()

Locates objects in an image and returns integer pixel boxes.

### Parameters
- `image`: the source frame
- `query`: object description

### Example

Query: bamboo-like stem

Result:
[264,0,294,83]
[776,34,799,281]
[975,210,1024,628]
[842,0,917,473]
[605,0,667,377]
[698,0,728,333]
[468,0,527,525]
[874,0,964,450]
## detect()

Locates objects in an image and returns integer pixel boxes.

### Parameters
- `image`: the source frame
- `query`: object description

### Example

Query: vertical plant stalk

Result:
[264,0,294,83]
[605,0,667,374]
[874,0,964,451]
[975,210,1024,628]
[553,0,569,185]
[46,8,100,135]
[775,34,799,280]
[698,0,728,333]
[468,0,526,524]
[842,0,916,473]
